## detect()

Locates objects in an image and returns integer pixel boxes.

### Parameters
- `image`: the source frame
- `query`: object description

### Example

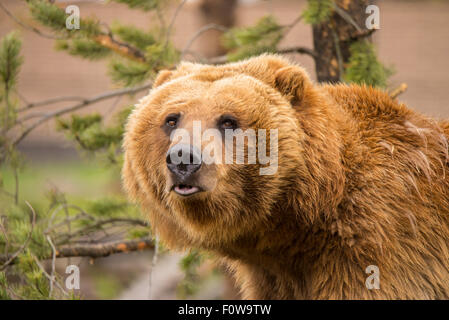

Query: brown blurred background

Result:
[1,0,448,299]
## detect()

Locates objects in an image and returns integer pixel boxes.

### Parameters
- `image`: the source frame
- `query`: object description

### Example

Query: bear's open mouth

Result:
[173,184,201,196]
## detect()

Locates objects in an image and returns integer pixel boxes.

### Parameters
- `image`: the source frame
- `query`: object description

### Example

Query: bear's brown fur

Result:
[122,54,449,299]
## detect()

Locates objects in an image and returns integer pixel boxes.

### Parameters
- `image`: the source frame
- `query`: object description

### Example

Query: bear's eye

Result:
[165,114,179,128]
[218,115,238,130]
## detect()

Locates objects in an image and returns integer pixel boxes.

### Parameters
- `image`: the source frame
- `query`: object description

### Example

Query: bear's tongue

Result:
[174,184,199,196]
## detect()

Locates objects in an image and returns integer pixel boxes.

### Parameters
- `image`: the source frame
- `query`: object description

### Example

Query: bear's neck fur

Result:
[213,85,352,298]
[213,84,449,299]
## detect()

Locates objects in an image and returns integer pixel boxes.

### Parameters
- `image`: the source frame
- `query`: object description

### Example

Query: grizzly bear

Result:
[122,54,449,299]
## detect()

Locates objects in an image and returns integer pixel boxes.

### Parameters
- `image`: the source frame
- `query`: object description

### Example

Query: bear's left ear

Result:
[153,69,174,88]
[153,62,200,88]
[273,65,312,107]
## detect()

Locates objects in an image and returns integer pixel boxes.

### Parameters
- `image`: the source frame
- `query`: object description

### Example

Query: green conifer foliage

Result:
[344,40,394,88]
[303,0,334,25]
[222,15,283,61]
[110,23,158,51]
[56,39,111,60]
[109,0,161,11]
[0,32,23,131]
[28,0,102,37]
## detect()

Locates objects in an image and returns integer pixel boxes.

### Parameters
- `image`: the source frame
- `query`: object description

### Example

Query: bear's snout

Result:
[166,144,203,196]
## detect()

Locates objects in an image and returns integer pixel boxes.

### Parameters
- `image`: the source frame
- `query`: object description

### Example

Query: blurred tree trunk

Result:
[199,0,238,57]
[313,0,371,83]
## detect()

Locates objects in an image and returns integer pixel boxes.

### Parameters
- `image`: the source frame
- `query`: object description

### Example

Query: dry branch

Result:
[0,238,154,265]
[345,28,376,41]
[55,238,154,258]
[94,34,146,63]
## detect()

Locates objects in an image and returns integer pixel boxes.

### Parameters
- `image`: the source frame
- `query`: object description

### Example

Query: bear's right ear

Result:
[153,69,174,88]
[273,65,311,107]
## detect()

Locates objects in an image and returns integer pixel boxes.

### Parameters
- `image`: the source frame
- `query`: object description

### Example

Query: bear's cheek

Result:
[131,130,171,195]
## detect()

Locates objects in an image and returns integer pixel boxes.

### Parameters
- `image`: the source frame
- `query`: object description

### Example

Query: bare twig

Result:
[155,3,167,39]
[46,212,93,233]
[0,201,36,271]
[165,0,188,47]
[282,14,303,38]
[331,28,344,82]
[17,96,88,113]
[181,24,228,58]
[13,83,153,146]
[14,89,30,106]
[389,83,408,99]
[148,235,159,299]
[276,46,319,60]
[332,3,363,32]
[45,235,57,297]
[0,2,62,40]
[31,254,69,297]
[104,95,124,122]
[46,204,92,235]
[55,217,148,245]
[61,197,72,266]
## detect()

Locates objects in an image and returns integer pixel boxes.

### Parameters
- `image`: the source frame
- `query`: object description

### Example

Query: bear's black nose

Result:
[166,144,202,180]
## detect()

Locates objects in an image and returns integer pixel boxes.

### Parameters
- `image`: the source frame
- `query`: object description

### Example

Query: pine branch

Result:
[303,0,334,25]
[0,238,154,265]
[0,202,36,271]
[0,2,62,40]
[13,83,153,146]
[94,34,146,63]
[25,1,147,63]
[222,15,284,61]
[110,23,157,51]
[343,40,394,88]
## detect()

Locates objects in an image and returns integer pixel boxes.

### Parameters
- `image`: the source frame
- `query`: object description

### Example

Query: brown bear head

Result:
[122,54,318,249]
